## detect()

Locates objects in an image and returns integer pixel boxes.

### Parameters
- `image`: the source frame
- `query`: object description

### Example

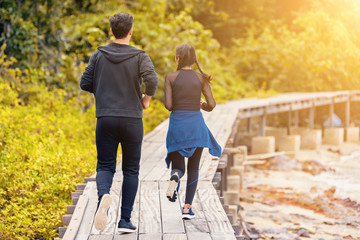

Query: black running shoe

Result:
[118,219,136,233]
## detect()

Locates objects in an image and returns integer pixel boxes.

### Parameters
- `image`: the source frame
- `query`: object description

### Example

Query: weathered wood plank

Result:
[88,235,113,240]
[63,194,89,240]
[139,143,167,180]
[138,233,162,240]
[211,233,236,240]
[138,181,162,234]
[197,182,234,237]
[75,181,98,240]
[159,181,185,234]
[163,234,187,240]
[187,232,212,240]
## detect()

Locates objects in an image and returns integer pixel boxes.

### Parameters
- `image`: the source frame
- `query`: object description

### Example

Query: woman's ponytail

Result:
[195,59,212,83]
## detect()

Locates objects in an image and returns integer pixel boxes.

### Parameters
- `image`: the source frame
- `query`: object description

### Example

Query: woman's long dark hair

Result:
[175,43,212,82]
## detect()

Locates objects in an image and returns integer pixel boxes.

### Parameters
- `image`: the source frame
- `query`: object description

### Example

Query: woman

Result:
[164,43,222,219]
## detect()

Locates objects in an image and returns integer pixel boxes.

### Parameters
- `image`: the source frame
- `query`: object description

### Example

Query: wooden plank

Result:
[88,235,113,240]
[246,151,285,160]
[159,181,185,234]
[207,221,234,233]
[163,234,187,240]
[211,233,236,240]
[197,181,230,216]
[90,181,122,235]
[75,182,98,240]
[142,151,168,181]
[63,194,89,240]
[187,232,212,240]
[138,181,162,234]
[139,143,167,180]
[138,233,162,240]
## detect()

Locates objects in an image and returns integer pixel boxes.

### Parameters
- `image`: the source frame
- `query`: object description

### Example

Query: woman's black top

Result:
[164,69,216,112]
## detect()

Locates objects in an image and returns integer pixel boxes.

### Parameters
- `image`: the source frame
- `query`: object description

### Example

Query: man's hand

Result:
[141,94,152,109]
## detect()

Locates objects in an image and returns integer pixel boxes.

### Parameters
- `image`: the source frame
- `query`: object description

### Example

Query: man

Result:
[80,13,158,232]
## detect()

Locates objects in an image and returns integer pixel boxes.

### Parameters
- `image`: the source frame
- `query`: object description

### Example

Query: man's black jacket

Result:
[80,42,158,118]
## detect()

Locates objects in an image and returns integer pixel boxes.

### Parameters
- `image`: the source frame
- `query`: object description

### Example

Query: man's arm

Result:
[80,51,99,93]
[139,53,158,99]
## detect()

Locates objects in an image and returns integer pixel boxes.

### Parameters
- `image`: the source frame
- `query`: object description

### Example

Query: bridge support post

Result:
[260,108,267,136]
[309,100,315,129]
[247,118,252,133]
[329,98,334,128]
[287,105,292,135]
[345,95,350,128]
[294,110,299,127]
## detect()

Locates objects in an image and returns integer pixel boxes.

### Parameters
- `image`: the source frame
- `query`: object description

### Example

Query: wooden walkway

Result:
[60,90,360,240]
[60,100,240,240]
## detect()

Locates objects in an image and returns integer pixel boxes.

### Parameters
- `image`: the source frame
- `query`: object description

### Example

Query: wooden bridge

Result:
[58,91,360,240]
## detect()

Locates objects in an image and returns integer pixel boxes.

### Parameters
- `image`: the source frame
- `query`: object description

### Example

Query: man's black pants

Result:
[96,116,143,219]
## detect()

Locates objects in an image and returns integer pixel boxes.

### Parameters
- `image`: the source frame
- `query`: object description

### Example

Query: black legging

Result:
[168,147,203,205]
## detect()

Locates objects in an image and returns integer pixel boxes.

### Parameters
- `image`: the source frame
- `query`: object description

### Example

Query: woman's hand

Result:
[200,98,206,110]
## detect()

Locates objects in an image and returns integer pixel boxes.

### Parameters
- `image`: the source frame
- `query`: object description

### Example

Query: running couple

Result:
[80,13,222,233]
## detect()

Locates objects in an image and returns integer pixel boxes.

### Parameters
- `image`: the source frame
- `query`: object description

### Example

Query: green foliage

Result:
[0,53,97,239]
[3,0,360,239]
[230,11,360,91]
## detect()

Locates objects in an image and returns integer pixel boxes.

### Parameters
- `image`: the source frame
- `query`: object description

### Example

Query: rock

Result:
[297,228,310,238]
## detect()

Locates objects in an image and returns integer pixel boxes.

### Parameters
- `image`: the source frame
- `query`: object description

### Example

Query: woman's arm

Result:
[164,75,173,111]
[201,80,216,112]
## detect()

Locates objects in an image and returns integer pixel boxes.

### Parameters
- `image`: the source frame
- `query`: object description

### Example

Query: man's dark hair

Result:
[110,13,133,39]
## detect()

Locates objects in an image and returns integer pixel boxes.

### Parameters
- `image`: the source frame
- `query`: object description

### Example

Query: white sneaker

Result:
[94,194,112,231]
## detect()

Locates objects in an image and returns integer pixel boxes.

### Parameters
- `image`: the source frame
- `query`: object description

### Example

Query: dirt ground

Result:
[240,142,360,240]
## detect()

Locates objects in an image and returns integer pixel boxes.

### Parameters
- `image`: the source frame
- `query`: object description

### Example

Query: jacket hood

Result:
[98,43,144,63]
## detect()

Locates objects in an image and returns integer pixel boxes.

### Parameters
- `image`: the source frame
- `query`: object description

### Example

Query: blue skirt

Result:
[165,110,222,168]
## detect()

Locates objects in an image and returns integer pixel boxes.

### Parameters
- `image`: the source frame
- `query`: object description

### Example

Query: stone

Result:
[276,135,301,152]
[228,205,238,224]
[224,191,239,205]
[300,129,322,150]
[227,175,241,192]
[323,128,344,146]
[345,127,359,142]
[251,136,275,154]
